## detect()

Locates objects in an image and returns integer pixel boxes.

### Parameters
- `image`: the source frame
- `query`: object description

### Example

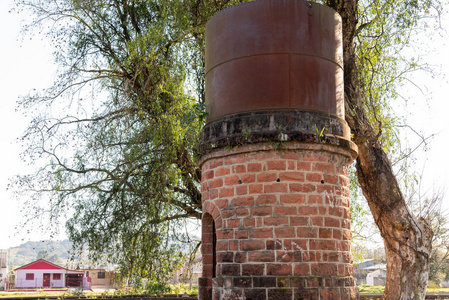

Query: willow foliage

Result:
[15,0,244,283]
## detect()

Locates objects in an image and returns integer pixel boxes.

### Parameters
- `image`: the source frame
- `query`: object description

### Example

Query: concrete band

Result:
[200,110,358,157]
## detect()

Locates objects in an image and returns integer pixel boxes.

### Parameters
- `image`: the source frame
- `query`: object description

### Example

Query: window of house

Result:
[53,273,61,280]
[97,272,105,279]
[0,273,3,278]
[26,273,34,280]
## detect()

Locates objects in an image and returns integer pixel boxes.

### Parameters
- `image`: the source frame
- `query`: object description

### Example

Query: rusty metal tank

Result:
[205,0,344,123]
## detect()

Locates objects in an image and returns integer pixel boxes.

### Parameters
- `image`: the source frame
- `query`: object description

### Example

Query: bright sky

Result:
[0,0,60,249]
[1,0,449,250]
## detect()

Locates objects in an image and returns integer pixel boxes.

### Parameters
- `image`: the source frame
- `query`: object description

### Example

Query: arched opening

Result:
[199,213,216,300]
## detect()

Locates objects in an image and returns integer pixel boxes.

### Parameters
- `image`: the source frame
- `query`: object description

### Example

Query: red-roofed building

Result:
[14,259,90,289]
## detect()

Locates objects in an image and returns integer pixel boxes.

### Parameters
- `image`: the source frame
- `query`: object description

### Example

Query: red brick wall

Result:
[199,143,357,300]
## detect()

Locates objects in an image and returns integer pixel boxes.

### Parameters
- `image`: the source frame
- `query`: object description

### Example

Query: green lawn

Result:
[357,284,385,293]
[0,290,115,298]
[358,284,449,293]
[169,284,198,295]
[0,285,198,298]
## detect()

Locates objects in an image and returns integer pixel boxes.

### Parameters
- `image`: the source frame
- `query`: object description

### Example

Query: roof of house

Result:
[364,263,387,270]
[14,259,84,273]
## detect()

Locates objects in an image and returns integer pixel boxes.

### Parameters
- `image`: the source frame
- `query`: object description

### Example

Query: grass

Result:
[426,287,449,293]
[5,288,68,292]
[0,285,198,298]
[0,290,115,298]
[358,284,385,293]
[0,285,199,298]
[0,291,65,298]
[358,284,449,294]
[169,284,198,295]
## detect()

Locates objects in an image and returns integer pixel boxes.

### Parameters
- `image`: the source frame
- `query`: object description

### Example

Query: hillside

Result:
[7,240,74,269]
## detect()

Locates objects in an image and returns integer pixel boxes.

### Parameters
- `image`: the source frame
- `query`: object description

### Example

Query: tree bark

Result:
[356,140,433,299]
[334,0,434,298]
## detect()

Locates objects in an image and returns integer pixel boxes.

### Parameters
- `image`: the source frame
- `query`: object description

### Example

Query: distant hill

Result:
[7,240,74,269]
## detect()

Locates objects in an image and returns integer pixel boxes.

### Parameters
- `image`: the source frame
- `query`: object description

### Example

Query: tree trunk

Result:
[356,140,433,299]
[333,0,434,298]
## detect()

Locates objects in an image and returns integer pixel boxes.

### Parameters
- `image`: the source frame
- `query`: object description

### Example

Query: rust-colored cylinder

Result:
[205,0,344,123]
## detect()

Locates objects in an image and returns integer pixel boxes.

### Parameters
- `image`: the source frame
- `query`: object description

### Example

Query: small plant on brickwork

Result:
[273,126,288,150]
[314,124,326,142]
[242,129,251,141]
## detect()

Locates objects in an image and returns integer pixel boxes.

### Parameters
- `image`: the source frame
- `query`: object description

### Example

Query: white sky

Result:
[0,0,449,250]
[0,0,59,249]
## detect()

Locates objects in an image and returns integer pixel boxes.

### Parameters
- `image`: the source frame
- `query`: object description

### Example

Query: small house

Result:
[14,259,90,289]
[366,268,387,286]
[83,269,117,289]
[353,259,386,285]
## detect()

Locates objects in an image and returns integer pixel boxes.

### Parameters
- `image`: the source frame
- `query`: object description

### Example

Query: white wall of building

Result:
[15,269,65,288]
[366,269,387,286]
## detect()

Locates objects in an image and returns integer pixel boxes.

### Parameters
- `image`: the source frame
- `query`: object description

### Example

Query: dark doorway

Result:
[43,273,50,287]
[200,213,216,300]
[212,220,216,278]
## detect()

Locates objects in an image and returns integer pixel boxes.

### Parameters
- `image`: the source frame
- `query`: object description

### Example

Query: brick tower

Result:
[198,1,358,299]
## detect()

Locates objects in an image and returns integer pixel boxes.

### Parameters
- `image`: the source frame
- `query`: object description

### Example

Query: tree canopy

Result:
[15,0,444,297]
[15,0,224,283]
